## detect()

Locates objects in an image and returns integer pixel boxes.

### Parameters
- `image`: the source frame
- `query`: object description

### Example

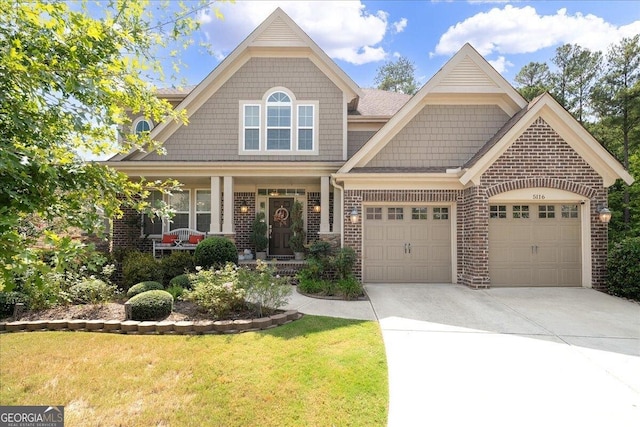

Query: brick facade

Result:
[341,117,610,289]
[478,117,608,289]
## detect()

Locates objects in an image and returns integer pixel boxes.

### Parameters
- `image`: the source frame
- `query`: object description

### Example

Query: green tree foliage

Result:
[514,62,551,101]
[550,44,602,123]
[0,0,217,290]
[591,35,640,232]
[373,56,419,95]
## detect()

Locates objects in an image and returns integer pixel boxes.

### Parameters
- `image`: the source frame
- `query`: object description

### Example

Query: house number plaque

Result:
[532,194,546,200]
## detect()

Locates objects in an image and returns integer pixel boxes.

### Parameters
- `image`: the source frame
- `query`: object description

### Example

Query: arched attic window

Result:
[132,117,153,134]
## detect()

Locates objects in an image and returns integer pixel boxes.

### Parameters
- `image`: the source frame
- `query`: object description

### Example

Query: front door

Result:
[269,198,294,256]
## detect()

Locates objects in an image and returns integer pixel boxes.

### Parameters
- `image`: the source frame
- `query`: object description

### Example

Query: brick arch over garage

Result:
[485,178,597,199]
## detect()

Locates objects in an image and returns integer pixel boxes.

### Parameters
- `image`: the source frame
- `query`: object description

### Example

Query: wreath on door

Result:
[273,206,289,226]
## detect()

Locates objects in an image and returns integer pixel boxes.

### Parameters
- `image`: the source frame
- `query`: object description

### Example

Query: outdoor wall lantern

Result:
[350,207,359,224]
[313,201,321,213]
[240,201,249,213]
[598,207,612,224]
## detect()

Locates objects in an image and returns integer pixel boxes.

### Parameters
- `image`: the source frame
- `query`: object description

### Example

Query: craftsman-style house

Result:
[107,8,633,289]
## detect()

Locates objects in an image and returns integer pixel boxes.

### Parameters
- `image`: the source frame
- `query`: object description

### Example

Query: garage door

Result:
[489,204,581,287]
[363,205,451,283]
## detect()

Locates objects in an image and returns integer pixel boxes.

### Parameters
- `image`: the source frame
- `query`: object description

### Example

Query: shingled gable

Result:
[122,7,361,161]
[337,43,528,174]
[460,93,634,187]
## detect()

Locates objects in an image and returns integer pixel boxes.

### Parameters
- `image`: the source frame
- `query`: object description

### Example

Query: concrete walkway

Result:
[285,284,640,427]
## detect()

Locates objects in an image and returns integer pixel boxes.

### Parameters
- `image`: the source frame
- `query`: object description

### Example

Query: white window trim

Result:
[195,188,212,232]
[168,190,191,231]
[242,104,261,151]
[132,117,154,134]
[238,87,319,155]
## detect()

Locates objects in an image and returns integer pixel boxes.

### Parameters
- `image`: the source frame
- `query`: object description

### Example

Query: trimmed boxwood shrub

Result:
[607,237,640,300]
[126,281,163,298]
[194,237,237,269]
[128,290,173,321]
[122,250,161,291]
[169,274,192,289]
[69,279,116,304]
[160,252,195,285]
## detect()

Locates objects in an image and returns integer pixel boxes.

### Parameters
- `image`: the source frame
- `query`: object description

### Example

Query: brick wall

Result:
[234,192,255,252]
[478,117,607,289]
[306,192,334,243]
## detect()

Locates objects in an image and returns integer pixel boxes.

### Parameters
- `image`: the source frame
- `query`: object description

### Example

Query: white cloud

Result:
[433,5,640,56]
[198,1,394,65]
[393,18,408,33]
[487,56,513,73]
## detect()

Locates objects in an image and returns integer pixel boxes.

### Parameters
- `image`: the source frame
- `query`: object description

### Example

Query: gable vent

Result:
[437,55,498,87]
[253,16,307,47]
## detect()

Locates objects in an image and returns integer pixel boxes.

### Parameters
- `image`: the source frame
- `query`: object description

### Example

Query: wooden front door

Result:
[269,198,294,256]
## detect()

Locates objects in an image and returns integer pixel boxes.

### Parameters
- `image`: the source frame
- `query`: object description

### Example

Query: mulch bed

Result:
[1,301,257,323]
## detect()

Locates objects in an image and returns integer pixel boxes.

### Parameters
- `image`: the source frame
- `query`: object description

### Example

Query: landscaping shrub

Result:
[297,277,332,295]
[185,264,246,319]
[238,260,292,317]
[127,281,164,298]
[165,284,184,300]
[194,237,237,269]
[169,274,192,289]
[0,292,29,317]
[336,276,364,300]
[128,290,173,321]
[160,252,195,285]
[607,236,640,300]
[69,279,116,304]
[122,250,161,291]
[334,247,357,280]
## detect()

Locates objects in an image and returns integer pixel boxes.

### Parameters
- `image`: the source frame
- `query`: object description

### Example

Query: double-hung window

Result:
[169,191,190,230]
[243,105,260,151]
[195,190,211,232]
[142,190,163,235]
[240,88,317,154]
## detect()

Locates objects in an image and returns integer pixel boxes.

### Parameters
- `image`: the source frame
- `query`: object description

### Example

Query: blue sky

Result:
[167,0,640,89]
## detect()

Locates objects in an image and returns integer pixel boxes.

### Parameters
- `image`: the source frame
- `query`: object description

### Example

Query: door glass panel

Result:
[433,207,449,220]
[513,205,530,219]
[490,205,506,219]
[366,207,382,220]
[411,207,428,220]
[538,205,555,219]
[388,207,404,220]
[561,205,578,218]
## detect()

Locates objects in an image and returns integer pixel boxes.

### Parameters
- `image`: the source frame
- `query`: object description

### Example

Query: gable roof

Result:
[351,88,412,117]
[338,43,528,173]
[121,7,361,161]
[460,93,634,186]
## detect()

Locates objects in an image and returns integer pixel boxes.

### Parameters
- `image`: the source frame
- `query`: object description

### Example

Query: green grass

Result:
[0,316,388,426]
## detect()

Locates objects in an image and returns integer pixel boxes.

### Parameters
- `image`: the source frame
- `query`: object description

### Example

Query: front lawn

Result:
[0,316,387,426]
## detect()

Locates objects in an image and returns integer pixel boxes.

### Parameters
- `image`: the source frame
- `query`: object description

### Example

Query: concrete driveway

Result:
[365,284,640,427]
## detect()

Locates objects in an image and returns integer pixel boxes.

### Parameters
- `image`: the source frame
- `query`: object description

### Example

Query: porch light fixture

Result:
[598,207,612,224]
[240,201,249,213]
[350,207,359,224]
[313,201,321,213]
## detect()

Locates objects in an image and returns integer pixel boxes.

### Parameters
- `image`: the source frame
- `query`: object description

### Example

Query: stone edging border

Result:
[0,310,302,335]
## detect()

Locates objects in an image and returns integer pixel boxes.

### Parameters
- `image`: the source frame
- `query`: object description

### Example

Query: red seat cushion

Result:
[162,234,178,244]
[189,234,204,244]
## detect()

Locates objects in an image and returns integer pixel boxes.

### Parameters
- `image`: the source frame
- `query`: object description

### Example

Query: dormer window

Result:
[240,87,318,155]
[133,117,153,134]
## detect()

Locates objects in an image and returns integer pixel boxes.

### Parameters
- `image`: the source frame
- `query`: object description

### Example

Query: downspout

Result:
[331,175,345,248]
